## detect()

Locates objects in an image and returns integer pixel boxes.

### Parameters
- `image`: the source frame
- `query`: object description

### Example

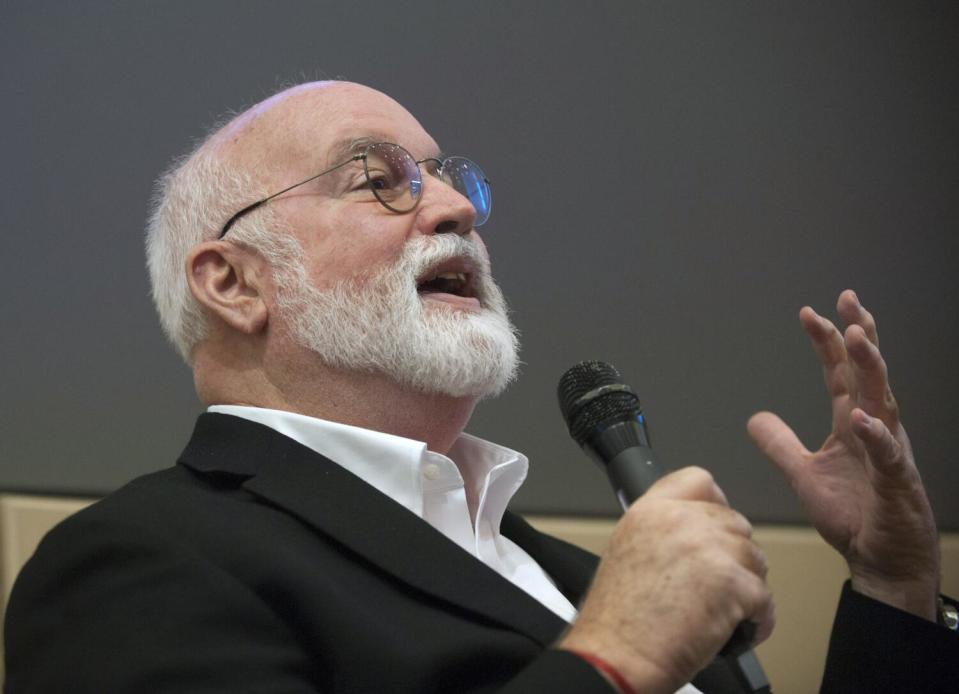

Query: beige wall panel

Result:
[0,495,95,608]
[0,494,94,681]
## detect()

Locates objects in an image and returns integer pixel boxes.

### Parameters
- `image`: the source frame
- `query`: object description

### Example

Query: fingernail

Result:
[851,290,861,307]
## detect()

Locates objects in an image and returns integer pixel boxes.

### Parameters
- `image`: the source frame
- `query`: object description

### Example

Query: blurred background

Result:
[2,1,957,527]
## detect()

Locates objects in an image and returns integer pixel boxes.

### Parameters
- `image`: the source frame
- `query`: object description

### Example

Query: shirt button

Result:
[422,463,442,480]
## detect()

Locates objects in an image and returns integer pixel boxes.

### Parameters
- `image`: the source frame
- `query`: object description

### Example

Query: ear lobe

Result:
[186,241,269,336]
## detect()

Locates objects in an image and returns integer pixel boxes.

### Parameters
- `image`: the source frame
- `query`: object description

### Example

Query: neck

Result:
[194,341,478,454]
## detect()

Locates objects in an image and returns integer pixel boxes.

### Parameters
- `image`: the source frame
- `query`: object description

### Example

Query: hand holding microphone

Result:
[556,361,773,694]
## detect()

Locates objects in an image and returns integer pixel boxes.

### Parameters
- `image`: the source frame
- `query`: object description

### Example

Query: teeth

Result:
[436,272,467,282]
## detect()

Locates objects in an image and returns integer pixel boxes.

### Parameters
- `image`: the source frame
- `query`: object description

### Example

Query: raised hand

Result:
[747,289,939,620]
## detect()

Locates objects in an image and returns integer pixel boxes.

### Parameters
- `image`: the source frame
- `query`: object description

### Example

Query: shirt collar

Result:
[207,405,528,528]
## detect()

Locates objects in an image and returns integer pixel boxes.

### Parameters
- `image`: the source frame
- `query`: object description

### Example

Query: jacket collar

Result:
[178,413,577,647]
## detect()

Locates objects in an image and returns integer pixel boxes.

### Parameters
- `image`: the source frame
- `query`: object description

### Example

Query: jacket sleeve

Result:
[820,581,959,693]
[496,650,618,693]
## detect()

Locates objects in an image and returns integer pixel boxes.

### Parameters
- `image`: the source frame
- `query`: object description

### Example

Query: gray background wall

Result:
[2,1,956,528]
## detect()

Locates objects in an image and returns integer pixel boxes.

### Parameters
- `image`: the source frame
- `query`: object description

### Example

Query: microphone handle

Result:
[600,433,771,692]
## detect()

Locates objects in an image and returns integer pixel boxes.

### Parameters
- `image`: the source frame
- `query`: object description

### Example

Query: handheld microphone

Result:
[557,360,771,694]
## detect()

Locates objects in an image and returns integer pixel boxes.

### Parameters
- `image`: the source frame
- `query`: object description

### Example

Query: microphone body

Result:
[558,361,771,694]
[582,418,660,511]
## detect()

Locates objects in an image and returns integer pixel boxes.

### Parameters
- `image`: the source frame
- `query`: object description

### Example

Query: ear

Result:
[186,241,269,336]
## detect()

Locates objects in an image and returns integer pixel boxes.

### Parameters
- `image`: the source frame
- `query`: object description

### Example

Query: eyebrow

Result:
[326,135,379,165]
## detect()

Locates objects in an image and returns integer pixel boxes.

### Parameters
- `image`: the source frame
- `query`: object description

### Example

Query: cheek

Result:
[294,210,412,289]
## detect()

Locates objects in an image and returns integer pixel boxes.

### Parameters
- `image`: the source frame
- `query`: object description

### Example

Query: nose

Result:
[416,174,476,236]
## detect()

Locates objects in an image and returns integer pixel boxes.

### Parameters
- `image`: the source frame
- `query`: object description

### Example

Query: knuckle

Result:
[883,389,899,417]
[732,536,764,573]
[731,510,753,537]
[685,466,720,498]
[720,548,749,582]
[674,465,713,485]
[751,543,768,577]
[746,573,772,610]
[688,466,714,484]
[882,431,903,460]
[761,612,777,643]
[711,481,730,506]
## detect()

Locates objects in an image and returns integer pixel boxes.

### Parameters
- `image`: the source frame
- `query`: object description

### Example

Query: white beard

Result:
[274,234,520,399]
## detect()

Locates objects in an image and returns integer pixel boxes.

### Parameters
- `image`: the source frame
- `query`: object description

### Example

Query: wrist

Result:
[557,634,679,694]
[565,650,638,694]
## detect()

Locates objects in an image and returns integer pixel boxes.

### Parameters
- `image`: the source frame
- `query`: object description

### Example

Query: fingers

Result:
[799,306,853,400]
[747,411,807,485]
[729,533,768,578]
[845,324,899,424]
[837,289,879,347]
[850,408,906,477]
[719,537,774,644]
[803,290,898,426]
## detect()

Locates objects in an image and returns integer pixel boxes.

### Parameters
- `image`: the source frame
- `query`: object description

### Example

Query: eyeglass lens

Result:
[440,156,491,227]
[363,143,491,227]
[364,143,422,213]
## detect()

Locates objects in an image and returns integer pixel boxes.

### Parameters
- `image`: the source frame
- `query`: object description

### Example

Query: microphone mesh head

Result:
[557,361,641,446]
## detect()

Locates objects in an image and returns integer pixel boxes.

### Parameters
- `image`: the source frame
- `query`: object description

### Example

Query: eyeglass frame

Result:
[216,142,489,239]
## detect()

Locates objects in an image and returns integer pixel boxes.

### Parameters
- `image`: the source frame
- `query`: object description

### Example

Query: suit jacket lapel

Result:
[178,414,568,647]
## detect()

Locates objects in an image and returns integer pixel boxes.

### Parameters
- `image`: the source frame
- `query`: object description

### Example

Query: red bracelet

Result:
[566,649,637,694]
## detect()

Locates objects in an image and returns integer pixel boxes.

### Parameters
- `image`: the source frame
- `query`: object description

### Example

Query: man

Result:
[4,82,956,693]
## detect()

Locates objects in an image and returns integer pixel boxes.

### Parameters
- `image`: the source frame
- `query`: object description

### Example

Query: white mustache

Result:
[404,234,489,276]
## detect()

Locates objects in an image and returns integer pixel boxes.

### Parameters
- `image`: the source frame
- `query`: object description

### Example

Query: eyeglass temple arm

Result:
[218,154,364,239]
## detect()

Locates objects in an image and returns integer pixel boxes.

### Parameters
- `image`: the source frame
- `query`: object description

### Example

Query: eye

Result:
[367,173,390,191]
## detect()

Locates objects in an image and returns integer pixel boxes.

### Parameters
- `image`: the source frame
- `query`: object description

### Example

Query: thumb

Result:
[747,411,808,486]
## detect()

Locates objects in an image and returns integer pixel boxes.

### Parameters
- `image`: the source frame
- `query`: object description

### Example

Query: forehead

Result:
[212,83,441,181]
[277,84,440,168]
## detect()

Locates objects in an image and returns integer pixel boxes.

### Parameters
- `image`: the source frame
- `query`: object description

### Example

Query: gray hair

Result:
[145,142,302,364]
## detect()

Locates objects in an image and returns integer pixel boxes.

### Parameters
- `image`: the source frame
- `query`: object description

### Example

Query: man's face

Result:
[246,83,519,397]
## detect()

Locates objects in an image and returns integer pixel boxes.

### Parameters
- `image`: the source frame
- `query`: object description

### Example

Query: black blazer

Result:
[5,414,957,693]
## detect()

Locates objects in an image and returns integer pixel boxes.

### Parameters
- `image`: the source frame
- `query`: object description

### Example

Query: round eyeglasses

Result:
[217,141,491,239]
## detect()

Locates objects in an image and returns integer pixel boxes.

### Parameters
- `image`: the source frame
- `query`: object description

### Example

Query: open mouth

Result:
[416,259,480,306]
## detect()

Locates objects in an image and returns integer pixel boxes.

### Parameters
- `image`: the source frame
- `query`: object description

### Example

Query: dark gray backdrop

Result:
[2,1,956,528]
